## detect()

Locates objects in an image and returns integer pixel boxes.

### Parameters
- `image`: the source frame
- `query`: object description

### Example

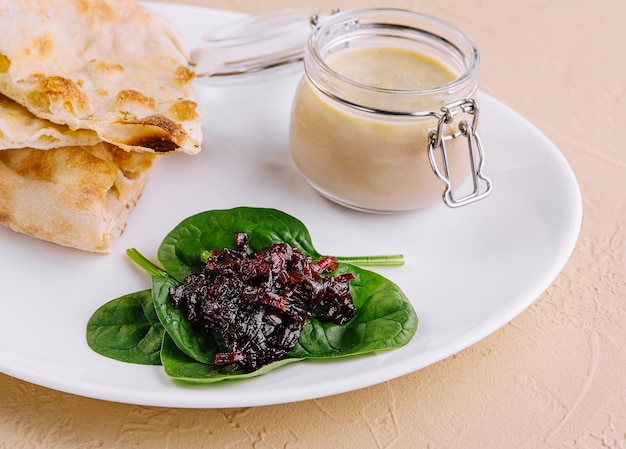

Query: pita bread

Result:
[0,93,100,150]
[0,0,201,154]
[0,142,157,252]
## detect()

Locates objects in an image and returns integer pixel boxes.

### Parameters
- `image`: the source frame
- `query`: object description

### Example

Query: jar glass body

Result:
[289,9,481,212]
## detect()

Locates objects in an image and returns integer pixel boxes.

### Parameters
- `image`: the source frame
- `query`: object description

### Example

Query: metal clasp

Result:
[427,99,492,208]
[310,9,341,28]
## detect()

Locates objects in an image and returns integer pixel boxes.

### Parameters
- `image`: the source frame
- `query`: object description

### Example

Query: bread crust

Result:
[0,142,157,252]
[0,0,201,154]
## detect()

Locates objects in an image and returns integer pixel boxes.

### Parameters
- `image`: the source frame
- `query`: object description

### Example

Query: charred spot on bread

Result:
[113,89,157,111]
[121,114,188,152]
[22,75,90,117]
[128,135,179,153]
[169,99,198,122]
[175,66,195,85]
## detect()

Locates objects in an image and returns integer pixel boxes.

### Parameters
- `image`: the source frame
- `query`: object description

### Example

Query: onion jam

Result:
[168,233,356,371]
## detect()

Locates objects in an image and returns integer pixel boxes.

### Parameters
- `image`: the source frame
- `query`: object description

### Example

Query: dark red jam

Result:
[169,233,355,371]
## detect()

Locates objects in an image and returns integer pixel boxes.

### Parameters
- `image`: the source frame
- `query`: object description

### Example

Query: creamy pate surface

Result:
[326,46,456,90]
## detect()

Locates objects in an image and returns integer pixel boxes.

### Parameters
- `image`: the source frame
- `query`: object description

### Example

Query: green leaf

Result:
[86,290,164,365]
[151,275,216,364]
[87,207,418,383]
[160,333,303,383]
[291,263,417,358]
[157,207,320,282]
[155,207,418,365]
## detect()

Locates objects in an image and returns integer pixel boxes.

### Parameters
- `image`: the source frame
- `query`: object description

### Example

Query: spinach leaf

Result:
[292,263,416,358]
[86,290,164,365]
[151,207,417,378]
[124,249,216,365]
[87,207,418,384]
[151,275,216,364]
[160,333,303,383]
[154,263,416,382]
[157,207,320,282]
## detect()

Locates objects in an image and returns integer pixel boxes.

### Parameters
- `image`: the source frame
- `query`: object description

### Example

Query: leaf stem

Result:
[127,248,173,280]
[335,254,404,267]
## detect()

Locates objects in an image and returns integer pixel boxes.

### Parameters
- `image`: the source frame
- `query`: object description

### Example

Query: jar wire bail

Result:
[428,99,492,207]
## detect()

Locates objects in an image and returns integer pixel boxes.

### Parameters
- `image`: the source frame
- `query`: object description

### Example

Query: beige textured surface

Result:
[1,0,624,447]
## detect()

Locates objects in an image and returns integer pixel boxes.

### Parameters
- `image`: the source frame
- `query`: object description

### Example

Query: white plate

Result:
[0,3,582,408]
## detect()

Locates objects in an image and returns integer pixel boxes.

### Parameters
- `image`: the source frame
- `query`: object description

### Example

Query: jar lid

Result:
[190,8,321,78]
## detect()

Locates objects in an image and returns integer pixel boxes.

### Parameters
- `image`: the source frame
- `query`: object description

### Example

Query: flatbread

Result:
[0,0,201,154]
[0,93,100,150]
[0,142,157,252]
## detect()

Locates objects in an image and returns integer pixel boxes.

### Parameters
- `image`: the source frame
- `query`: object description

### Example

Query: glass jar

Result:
[289,9,492,212]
